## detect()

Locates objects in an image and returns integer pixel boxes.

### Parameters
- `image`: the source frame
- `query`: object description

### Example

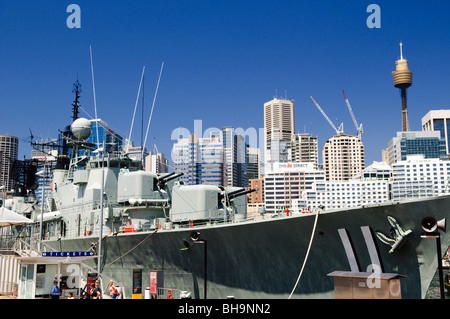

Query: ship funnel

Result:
[421,216,446,233]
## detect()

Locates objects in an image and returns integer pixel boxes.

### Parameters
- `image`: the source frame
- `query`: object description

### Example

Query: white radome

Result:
[71,118,92,139]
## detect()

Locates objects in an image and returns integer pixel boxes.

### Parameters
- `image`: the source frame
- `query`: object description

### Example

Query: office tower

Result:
[392,42,413,132]
[88,119,123,155]
[264,162,324,213]
[246,146,261,181]
[422,110,450,154]
[0,135,19,192]
[387,131,446,166]
[264,98,295,173]
[222,127,247,187]
[173,133,225,186]
[291,133,319,169]
[323,134,365,181]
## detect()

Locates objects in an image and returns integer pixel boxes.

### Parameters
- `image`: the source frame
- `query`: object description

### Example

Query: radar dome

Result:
[71,118,92,140]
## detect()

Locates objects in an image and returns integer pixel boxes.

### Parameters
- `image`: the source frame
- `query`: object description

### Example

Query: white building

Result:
[294,179,390,211]
[391,154,450,201]
[264,162,324,213]
[294,155,450,211]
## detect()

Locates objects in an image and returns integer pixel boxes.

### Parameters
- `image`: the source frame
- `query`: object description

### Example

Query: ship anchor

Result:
[376,216,412,253]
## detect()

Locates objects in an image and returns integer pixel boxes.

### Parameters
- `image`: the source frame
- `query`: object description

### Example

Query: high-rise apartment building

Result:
[0,135,19,192]
[387,131,446,166]
[422,110,450,154]
[323,134,365,181]
[263,98,295,173]
[291,133,319,169]
[146,152,169,174]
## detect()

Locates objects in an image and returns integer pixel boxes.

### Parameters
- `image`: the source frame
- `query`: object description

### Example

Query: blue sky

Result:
[1,1,450,170]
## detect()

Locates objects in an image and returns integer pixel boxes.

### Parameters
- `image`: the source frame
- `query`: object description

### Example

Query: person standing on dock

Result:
[108,280,119,299]
[92,280,102,299]
[51,281,61,299]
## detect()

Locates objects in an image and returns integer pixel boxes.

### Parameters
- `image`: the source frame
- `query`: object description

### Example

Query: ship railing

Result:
[0,234,17,253]
[14,237,40,257]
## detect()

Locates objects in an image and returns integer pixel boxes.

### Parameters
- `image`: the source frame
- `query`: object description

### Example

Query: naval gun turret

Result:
[170,183,255,224]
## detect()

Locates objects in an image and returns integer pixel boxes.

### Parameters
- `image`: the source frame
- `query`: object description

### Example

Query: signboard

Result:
[150,271,164,296]
[42,251,94,257]
[272,162,314,172]
[132,269,142,299]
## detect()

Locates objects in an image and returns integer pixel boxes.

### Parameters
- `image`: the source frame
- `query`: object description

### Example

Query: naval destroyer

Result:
[5,113,450,299]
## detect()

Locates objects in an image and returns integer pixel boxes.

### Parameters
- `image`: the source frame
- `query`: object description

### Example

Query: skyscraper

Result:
[291,133,319,169]
[387,131,446,165]
[173,133,225,186]
[263,98,295,173]
[246,146,261,181]
[222,127,247,187]
[323,134,365,181]
[146,152,169,174]
[0,135,19,192]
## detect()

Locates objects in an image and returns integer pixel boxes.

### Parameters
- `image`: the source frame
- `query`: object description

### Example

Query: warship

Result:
[4,113,450,300]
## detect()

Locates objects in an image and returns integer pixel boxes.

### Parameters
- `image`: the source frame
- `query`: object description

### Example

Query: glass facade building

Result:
[87,119,123,155]
[172,134,224,186]
[387,131,446,165]
[0,135,18,193]
[422,110,450,155]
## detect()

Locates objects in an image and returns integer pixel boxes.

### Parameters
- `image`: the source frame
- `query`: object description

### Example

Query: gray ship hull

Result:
[46,195,450,299]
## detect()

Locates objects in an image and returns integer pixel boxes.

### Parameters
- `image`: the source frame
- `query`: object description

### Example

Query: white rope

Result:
[288,208,321,299]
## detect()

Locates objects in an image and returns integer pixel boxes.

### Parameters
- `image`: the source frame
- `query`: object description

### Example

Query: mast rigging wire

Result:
[142,62,164,159]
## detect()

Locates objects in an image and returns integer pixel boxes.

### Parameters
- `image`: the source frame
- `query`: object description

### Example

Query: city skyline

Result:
[2,1,450,170]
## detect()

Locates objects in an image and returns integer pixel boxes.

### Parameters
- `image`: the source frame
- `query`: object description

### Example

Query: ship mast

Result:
[71,78,82,121]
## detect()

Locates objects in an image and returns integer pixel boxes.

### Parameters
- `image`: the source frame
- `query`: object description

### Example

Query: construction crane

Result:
[342,90,363,140]
[310,96,344,135]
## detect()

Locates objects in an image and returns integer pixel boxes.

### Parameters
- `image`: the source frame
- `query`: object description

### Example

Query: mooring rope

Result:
[288,208,321,299]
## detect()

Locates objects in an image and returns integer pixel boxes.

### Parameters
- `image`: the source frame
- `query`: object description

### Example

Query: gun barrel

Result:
[157,172,176,181]
[228,188,256,200]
